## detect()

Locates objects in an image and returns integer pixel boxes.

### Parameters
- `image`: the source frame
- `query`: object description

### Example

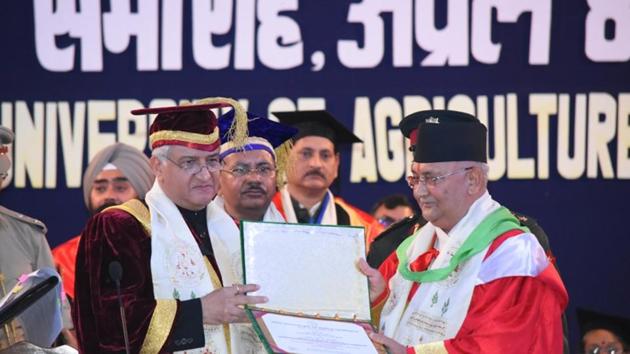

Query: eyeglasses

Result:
[377,216,396,227]
[165,155,221,175]
[407,167,473,189]
[586,344,624,354]
[221,165,277,178]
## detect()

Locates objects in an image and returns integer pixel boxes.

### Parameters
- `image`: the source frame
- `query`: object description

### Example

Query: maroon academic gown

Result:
[72,203,218,353]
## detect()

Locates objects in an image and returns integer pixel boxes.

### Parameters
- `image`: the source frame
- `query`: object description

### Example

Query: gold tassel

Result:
[194,97,249,150]
[274,140,294,189]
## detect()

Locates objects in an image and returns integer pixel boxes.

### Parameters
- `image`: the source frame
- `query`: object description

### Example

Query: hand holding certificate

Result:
[240,221,386,354]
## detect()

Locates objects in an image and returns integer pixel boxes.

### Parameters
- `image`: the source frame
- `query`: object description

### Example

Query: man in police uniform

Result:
[0,126,76,348]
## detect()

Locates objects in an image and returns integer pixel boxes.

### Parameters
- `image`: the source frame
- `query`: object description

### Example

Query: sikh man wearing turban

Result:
[52,143,154,301]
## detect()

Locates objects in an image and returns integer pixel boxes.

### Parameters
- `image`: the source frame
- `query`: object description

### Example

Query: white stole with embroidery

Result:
[380,192,499,344]
[279,185,337,225]
[379,192,549,345]
[147,182,229,354]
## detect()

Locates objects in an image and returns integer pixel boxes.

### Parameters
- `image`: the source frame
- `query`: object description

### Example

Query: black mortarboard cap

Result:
[272,110,362,145]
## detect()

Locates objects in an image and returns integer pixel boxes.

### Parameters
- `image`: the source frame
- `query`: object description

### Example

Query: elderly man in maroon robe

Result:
[72,98,267,353]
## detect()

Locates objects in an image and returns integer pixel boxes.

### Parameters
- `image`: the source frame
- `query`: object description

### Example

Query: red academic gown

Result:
[52,235,80,300]
[72,201,215,353]
[375,230,568,353]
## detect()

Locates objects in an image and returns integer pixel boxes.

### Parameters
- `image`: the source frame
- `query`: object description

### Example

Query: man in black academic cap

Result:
[271,110,383,241]
[578,308,629,354]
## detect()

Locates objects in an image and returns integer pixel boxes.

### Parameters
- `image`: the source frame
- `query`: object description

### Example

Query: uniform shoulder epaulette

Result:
[0,205,47,233]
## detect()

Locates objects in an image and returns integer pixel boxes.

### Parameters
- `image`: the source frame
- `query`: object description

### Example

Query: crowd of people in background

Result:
[0,100,627,353]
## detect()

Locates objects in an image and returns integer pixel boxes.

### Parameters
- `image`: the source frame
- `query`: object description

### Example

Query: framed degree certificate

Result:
[240,221,386,354]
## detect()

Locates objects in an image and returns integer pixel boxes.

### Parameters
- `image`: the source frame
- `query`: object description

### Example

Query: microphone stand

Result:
[114,281,131,354]
[109,262,131,354]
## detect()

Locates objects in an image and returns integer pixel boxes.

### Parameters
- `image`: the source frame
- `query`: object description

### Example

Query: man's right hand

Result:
[357,258,386,302]
[200,284,268,325]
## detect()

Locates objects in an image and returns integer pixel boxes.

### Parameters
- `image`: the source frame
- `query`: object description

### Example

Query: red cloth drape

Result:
[52,235,81,300]
[377,229,568,353]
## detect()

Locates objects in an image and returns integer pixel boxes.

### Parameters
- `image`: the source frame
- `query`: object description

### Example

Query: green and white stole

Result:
[379,192,527,344]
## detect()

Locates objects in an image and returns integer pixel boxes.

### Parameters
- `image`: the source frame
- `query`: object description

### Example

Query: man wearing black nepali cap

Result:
[367,110,561,276]
[271,110,383,243]
[358,110,568,353]
[72,98,268,354]
[365,112,476,269]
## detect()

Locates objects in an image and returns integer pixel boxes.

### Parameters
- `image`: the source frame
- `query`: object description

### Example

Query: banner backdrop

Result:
[1,0,629,347]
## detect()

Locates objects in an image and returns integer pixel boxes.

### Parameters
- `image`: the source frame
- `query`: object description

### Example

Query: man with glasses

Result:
[271,110,383,244]
[358,110,568,353]
[204,111,297,352]
[371,194,417,229]
[72,100,268,354]
[366,111,477,271]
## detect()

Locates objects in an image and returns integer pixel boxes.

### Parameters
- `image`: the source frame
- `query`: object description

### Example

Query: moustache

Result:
[242,185,266,194]
[305,170,326,178]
